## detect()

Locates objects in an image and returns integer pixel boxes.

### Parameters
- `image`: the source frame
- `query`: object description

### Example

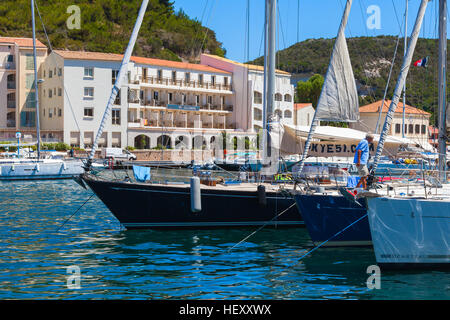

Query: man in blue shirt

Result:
[354,133,374,189]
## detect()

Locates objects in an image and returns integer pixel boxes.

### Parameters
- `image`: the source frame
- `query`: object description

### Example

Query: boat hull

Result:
[82,174,303,229]
[294,194,371,246]
[367,197,450,270]
[0,160,84,181]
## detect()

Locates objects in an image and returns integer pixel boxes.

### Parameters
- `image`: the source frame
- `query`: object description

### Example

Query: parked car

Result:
[101,148,137,161]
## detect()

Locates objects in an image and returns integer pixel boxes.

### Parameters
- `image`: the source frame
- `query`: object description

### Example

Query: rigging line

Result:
[34,0,52,51]
[227,202,297,252]
[56,193,96,232]
[198,0,218,55]
[187,0,210,58]
[276,3,287,50]
[281,213,369,272]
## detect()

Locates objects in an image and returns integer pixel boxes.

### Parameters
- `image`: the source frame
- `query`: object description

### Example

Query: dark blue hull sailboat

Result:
[294,194,371,247]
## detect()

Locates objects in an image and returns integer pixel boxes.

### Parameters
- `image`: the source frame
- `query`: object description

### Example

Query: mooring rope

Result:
[56,194,96,232]
[227,202,297,252]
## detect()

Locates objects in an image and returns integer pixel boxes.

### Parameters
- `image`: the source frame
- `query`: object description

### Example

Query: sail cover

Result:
[315,29,359,122]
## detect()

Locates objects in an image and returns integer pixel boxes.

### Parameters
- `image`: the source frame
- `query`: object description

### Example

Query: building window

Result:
[58,88,62,96]
[25,54,34,70]
[43,70,46,78]
[207,96,212,105]
[395,123,401,134]
[49,89,53,98]
[254,91,262,104]
[58,68,62,76]
[415,124,420,134]
[49,109,53,118]
[254,108,262,121]
[58,108,62,117]
[195,95,200,105]
[211,75,216,86]
[7,54,13,63]
[114,90,121,105]
[199,74,204,85]
[25,74,35,89]
[25,91,36,108]
[112,109,120,125]
[284,94,292,102]
[84,107,93,118]
[21,111,35,127]
[168,92,173,103]
[185,72,190,83]
[421,125,426,134]
[404,124,407,134]
[284,110,292,118]
[49,70,53,78]
[153,91,159,101]
[157,70,163,80]
[112,70,119,84]
[224,77,228,87]
[84,67,94,78]
[275,93,282,101]
[172,71,177,82]
[408,124,413,134]
[84,87,94,98]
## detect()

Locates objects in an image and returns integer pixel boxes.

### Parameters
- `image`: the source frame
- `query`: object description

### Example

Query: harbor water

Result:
[0,179,448,300]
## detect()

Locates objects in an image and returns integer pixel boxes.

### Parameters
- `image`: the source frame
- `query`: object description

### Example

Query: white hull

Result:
[367,196,450,269]
[0,159,84,180]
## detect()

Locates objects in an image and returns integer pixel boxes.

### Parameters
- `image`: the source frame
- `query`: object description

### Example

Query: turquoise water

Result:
[0,180,448,300]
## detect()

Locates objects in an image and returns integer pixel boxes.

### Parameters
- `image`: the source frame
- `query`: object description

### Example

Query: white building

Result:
[294,103,315,127]
[41,50,127,148]
[0,37,47,140]
[37,50,295,152]
[200,54,295,132]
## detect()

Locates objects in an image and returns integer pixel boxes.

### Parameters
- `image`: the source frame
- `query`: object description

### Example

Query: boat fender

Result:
[257,185,267,207]
[190,176,202,213]
[11,164,14,171]
[36,164,40,172]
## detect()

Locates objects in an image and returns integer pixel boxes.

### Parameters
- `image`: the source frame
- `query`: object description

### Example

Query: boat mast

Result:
[262,0,276,166]
[402,0,408,138]
[370,0,429,176]
[86,0,149,170]
[438,0,447,182]
[31,0,41,159]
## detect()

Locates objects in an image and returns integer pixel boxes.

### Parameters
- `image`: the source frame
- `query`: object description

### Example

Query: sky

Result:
[173,0,448,63]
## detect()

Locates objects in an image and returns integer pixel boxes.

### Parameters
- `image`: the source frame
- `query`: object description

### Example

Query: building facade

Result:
[293,103,315,127]
[350,100,431,145]
[1,45,297,152]
[200,54,295,133]
[0,37,47,140]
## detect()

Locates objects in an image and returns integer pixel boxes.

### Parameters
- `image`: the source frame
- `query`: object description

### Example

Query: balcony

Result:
[139,76,232,92]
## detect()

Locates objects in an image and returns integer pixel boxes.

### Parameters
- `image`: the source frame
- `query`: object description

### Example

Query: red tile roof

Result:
[360,100,430,116]
[0,37,46,48]
[54,50,123,62]
[294,103,313,110]
[53,50,230,74]
[131,56,231,74]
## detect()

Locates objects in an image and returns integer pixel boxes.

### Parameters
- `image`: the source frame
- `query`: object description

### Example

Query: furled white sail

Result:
[314,25,359,122]
[295,0,357,175]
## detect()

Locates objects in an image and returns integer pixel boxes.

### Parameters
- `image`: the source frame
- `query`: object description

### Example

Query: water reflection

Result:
[0,180,448,299]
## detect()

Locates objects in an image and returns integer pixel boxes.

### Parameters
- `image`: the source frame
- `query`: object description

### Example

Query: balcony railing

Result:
[139,76,232,91]
[1,62,15,70]
[7,101,15,109]
[7,81,16,89]
[7,120,15,128]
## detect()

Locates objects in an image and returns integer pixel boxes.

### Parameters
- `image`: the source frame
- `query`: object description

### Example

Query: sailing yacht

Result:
[80,0,302,229]
[365,0,449,269]
[293,0,431,247]
[0,0,84,181]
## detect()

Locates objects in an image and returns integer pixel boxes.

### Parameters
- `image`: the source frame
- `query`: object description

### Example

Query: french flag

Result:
[414,56,428,67]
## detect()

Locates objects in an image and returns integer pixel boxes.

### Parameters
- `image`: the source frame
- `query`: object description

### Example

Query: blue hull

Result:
[294,194,371,246]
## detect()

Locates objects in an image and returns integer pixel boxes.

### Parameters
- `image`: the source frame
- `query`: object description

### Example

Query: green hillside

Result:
[0,0,225,62]
[251,36,450,125]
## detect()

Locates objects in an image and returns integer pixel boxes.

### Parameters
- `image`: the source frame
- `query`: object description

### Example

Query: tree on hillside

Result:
[296,74,324,107]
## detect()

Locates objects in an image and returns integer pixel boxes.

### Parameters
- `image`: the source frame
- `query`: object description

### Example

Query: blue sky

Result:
[173,0,447,63]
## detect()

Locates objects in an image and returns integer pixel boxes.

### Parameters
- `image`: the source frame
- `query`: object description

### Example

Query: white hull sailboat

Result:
[367,195,450,269]
[365,0,449,270]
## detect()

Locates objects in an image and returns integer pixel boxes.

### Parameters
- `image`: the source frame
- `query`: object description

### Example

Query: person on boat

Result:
[69,148,74,158]
[354,133,374,189]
